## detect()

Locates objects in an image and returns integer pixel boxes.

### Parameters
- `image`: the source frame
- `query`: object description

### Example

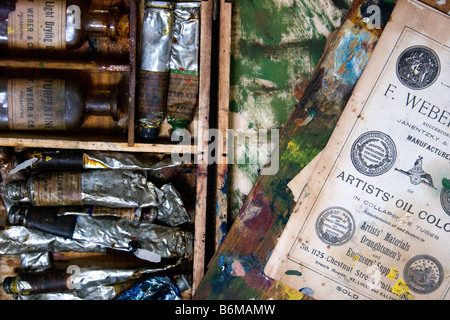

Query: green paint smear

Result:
[285,270,303,277]
[443,178,450,190]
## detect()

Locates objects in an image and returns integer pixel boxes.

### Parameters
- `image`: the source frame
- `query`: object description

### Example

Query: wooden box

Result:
[0,0,227,299]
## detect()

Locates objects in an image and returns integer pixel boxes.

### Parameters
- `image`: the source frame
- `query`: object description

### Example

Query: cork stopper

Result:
[85,89,119,121]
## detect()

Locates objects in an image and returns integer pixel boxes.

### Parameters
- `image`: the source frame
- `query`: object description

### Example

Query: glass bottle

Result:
[0,76,120,131]
[0,0,129,51]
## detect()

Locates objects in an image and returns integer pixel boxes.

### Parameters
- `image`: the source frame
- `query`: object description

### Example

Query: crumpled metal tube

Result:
[115,276,181,300]
[0,215,193,261]
[1,170,190,213]
[5,260,183,296]
[80,170,158,208]
[11,150,180,172]
[19,252,51,272]
[72,216,193,261]
[0,226,106,255]
[140,1,173,72]
[82,151,179,170]
[13,285,118,300]
[170,2,200,72]
[56,183,190,227]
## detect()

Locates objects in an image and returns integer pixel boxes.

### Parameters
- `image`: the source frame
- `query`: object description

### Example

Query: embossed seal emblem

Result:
[441,187,450,216]
[351,131,397,177]
[396,46,440,90]
[315,206,355,246]
[403,255,444,294]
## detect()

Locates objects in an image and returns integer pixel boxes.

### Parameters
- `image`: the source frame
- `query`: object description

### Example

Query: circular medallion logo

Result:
[351,131,397,177]
[440,187,450,216]
[315,206,355,246]
[396,46,440,90]
[403,255,444,294]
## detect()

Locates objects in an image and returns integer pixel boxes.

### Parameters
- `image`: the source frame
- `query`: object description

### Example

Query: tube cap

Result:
[138,126,159,140]
[2,277,15,294]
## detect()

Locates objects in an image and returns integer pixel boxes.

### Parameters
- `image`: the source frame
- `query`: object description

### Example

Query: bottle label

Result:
[167,70,199,121]
[7,0,67,50]
[33,172,83,206]
[138,70,169,126]
[7,78,67,130]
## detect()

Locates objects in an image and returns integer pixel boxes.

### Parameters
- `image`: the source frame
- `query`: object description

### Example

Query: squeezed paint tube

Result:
[2,261,183,296]
[19,252,52,272]
[7,204,193,262]
[13,285,118,300]
[137,1,174,140]
[166,2,200,140]
[3,170,159,208]
[115,275,186,300]
[57,183,191,227]
[1,171,190,225]
[12,149,179,172]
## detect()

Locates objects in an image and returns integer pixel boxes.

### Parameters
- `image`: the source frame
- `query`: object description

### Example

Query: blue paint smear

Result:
[334,29,371,85]
[299,287,314,297]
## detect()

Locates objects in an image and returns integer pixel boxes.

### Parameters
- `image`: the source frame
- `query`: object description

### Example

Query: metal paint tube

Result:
[13,285,118,300]
[166,2,200,138]
[0,226,106,254]
[7,205,193,261]
[19,252,52,272]
[2,170,159,208]
[13,149,179,172]
[2,170,190,224]
[137,1,173,140]
[58,184,191,227]
[115,276,182,300]
[2,261,183,295]
[58,206,148,222]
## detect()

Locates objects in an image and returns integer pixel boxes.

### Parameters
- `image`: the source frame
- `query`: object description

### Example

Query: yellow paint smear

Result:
[392,279,414,300]
[387,268,398,280]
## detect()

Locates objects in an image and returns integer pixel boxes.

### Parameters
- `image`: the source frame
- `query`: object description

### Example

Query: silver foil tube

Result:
[140,1,173,73]
[19,252,52,272]
[80,170,158,208]
[58,183,191,227]
[0,226,106,255]
[3,170,168,208]
[166,2,201,131]
[4,260,183,296]
[13,285,118,300]
[170,2,200,73]
[82,151,179,170]
[72,216,193,261]
[137,1,174,138]
[11,149,180,172]
[1,214,193,261]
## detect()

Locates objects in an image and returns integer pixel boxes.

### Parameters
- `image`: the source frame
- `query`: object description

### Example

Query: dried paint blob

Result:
[350,131,397,177]
[299,287,314,297]
[315,206,355,246]
[403,254,444,294]
[396,46,440,90]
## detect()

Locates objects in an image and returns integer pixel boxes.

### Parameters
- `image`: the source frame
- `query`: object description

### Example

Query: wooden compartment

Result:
[0,0,213,299]
[0,0,211,154]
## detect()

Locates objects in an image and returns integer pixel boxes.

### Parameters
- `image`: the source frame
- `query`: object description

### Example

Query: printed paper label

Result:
[7,78,66,130]
[8,0,67,50]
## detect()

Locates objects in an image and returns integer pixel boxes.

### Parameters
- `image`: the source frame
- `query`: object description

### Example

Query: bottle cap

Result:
[138,126,159,140]
[7,205,26,226]
[5,181,24,202]
[2,277,16,294]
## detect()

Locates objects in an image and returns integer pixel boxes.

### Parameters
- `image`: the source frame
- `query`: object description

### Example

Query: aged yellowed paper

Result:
[264,0,449,300]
